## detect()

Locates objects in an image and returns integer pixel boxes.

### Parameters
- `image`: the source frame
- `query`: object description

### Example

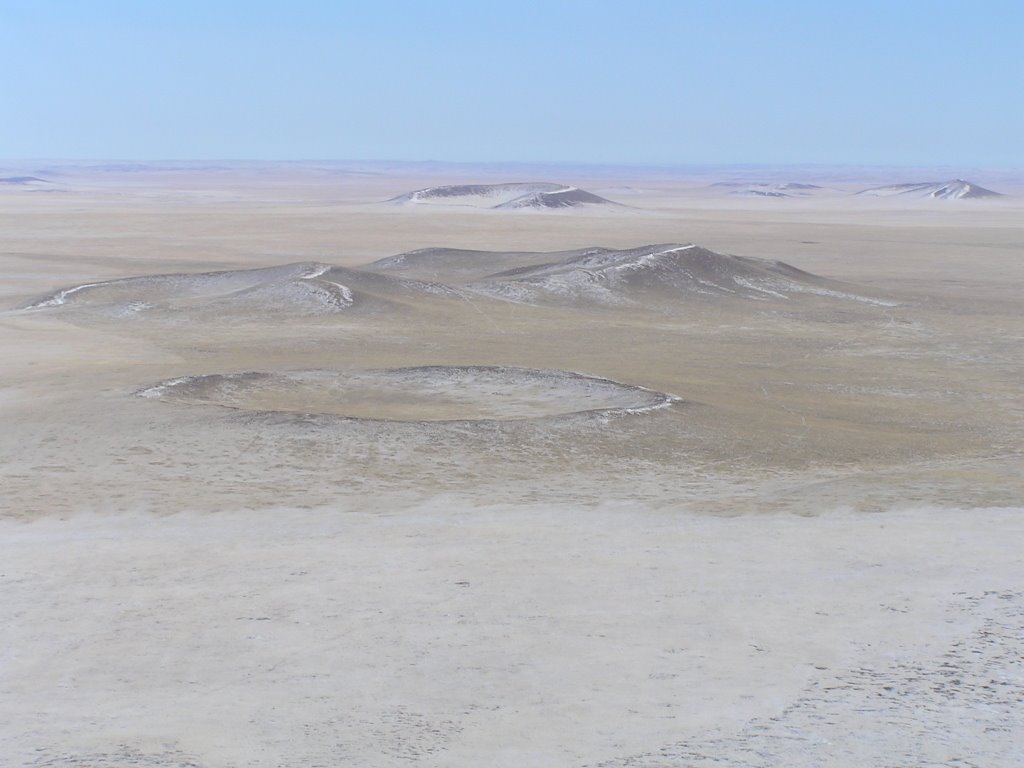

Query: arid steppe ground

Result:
[1,164,1022,766]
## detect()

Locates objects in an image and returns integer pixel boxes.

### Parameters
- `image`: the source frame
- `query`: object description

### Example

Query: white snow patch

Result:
[137,376,196,398]
[784,283,899,306]
[299,264,332,280]
[25,281,112,309]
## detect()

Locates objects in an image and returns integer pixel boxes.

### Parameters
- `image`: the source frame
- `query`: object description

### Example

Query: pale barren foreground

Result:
[1,164,1022,766]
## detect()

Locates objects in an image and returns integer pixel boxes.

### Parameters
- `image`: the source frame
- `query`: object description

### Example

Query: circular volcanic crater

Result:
[138,366,677,423]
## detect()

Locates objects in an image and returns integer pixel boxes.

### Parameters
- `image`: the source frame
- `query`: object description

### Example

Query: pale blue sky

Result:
[1,0,1021,165]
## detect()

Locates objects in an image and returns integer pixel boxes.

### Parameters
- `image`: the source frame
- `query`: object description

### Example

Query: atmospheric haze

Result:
[2,162,1023,766]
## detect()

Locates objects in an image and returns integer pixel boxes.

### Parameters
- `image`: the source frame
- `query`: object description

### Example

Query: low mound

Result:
[215,274,354,312]
[777,182,822,190]
[464,243,892,307]
[714,182,821,197]
[390,182,563,204]
[387,182,620,210]
[495,187,620,209]
[22,262,460,320]
[22,245,892,322]
[362,246,614,283]
[138,366,678,422]
[22,262,349,317]
[728,189,790,198]
[856,179,1002,200]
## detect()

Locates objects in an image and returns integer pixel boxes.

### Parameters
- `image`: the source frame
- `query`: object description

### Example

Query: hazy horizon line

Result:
[4,157,1022,173]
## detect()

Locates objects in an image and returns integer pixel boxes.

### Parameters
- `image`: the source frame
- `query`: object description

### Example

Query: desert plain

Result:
[1,163,1022,766]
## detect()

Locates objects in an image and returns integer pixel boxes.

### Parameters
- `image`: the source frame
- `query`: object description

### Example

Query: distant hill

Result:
[713,182,822,198]
[387,182,621,210]
[0,176,51,186]
[855,179,1002,200]
[494,187,618,209]
[728,189,791,198]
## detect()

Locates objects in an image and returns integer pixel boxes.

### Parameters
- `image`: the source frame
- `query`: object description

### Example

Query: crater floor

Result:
[139,366,678,422]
